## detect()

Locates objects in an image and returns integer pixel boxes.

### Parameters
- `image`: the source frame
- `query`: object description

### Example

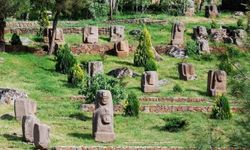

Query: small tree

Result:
[38,9,50,36]
[134,26,156,68]
[68,64,84,87]
[123,92,140,117]
[211,95,232,120]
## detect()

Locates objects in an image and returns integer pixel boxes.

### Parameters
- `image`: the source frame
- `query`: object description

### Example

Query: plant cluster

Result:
[211,95,232,120]
[123,92,140,117]
[68,64,84,87]
[163,116,189,132]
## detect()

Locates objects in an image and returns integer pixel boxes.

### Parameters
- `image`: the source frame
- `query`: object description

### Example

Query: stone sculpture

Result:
[83,26,99,44]
[178,63,197,81]
[93,90,115,142]
[207,70,227,96]
[114,40,129,58]
[88,61,104,77]
[22,115,40,142]
[34,123,50,149]
[205,5,219,18]
[171,22,185,47]
[110,25,125,42]
[14,99,37,120]
[141,71,160,93]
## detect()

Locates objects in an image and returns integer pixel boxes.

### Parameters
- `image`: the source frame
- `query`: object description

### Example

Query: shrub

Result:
[68,64,84,87]
[163,117,188,132]
[144,59,158,71]
[211,20,220,29]
[123,92,140,117]
[211,95,232,120]
[173,84,183,93]
[237,18,244,29]
[55,44,77,74]
[10,33,22,45]
[159,0,189,16]
[231,80,247,98]
[134,26,156,67]
[80,74,127,104]
[186,40,199,57]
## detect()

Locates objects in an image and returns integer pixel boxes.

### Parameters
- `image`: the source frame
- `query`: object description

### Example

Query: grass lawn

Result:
[0,12,249,149]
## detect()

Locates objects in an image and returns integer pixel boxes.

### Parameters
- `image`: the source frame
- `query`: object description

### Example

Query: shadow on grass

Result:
[3,134,23,142]
[185,89,207,97]
[0,114,14,120]
[38,66,55,73]
[168,75,179,80]
[113,60,134,66]
[69,112,91,121]
[68,132,93,140]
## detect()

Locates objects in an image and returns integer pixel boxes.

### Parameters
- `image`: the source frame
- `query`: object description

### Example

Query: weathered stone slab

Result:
[34,123,50,149]
[88,61,104,77]
[83,26,99,44]
[110,25,125,42]
[205,5,219,18]
[114,40,129,58]
[193,26,208,40]
[14,99,36,120]
[207,70,227,96]
[171,22,185,47]
[197,39,210,54]
[22,115,39,142]
[93,90,115,142]
[178,63,197,81]
[141,71,160,93]
[43,28,64,44]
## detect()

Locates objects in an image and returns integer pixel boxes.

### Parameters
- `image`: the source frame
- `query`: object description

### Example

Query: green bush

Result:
[186,40,199,57]
[55,44,77,74]
[211,95,232,120]
[144,59,158,71]
[134,26,156,67]
[159,0,189,16]
[163,117,188,132]
[173,84,183,93]
[68,64,84,87]
[231,80,247,98]
[237,18,244,29]
[123,92,140,117]
[211,20,220,29]
[38,9,49,36]
[10,33,22,45]
[80,74,127,104]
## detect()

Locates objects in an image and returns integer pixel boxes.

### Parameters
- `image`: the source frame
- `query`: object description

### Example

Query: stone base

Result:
[94,132,115,142]
[142,86,160,93]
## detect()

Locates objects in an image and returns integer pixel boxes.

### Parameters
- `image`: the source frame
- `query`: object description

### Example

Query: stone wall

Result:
[55,147,186,150]
[140,97,207,102]
[81,104,241,114]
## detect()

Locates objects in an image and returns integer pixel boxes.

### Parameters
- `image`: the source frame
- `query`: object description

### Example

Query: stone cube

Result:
[110,25,125,42]
[171,22,185,47]
[115,40,129,58]
[83,26,99,44]
[88,61,104,77]
[207,70,227,96]
[178,63,197,81]
[141,71,160,93]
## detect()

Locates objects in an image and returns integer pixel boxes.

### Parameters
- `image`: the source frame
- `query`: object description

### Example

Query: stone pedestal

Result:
[205,5,219,18]
[88,61,104,77]
[171,22,185,47]
[207,70,227,96]
[110,26,125,42]
[178,63,197,81]
[115,40,129,58]
[83,26,99,44]
[14,99,37,121]
[22,115,39,142]
[93,90,115,142]
[141,71,160,93]
[34,123,50,149]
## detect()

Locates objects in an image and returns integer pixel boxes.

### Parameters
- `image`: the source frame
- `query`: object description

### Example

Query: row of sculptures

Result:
[88,61,227,97]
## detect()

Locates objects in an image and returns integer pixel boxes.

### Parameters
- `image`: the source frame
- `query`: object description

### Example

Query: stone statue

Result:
[178,63,197,81]
[193,26,208,40]
[88,61,104,77]
[83,26,99,44]
[22,115,39,142]
[93,90,115,142]
[110,25,125,42]
[171,22,185,47]
[207,70,227,96]
[114,40,129,58]
[141,71,160,93]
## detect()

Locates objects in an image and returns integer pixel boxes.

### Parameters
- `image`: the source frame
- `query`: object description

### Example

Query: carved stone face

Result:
[99,91,110,105]
[146,73,155,85]
[216,71,226,82]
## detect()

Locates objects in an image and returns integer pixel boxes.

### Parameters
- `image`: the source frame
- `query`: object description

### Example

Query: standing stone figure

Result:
[0,19,6,51]
[110,25,125,42]
[193,26,208,40]
[205,5,219,18]
[178,63,197,81]
[88,61,104,77]
[93,90,115,142]
[171,22,185,47]
[141,71,160,93]
[22,115,40,142]
[34,123,50,149]
[114,40,129,58]
[207,70,227,96]
[197,39,210,53]
[83,26,99,44]
[14,99,37,121]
